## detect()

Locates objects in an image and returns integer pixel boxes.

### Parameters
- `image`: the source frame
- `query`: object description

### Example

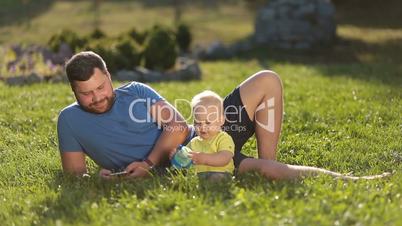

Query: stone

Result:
[294,3,315,19]
[294,42,311,49]
[228,38,254,54]
[25,73,43,84]
[49,74,69,83]
[260,8,275,21]
[5,76,26,86]
[254,0,336,49]
[317,0,335,17]
[175,57,202,80]
[114,70,141,82]
[133,67,164,82]
[203,41,232,60]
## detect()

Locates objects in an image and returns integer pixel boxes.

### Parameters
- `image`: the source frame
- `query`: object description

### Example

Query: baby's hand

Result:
[188,151,207,165]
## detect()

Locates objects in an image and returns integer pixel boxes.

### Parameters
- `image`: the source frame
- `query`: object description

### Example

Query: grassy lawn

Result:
[1,1,402,226]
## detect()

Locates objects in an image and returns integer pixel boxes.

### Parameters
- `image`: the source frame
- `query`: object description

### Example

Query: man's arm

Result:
[125,100,189,177]
[61,152,87,176]
[189,150,233,167]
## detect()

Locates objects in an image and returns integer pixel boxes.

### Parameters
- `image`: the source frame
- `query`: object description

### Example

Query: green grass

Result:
[0,60,401,225]
[1,1,402,225]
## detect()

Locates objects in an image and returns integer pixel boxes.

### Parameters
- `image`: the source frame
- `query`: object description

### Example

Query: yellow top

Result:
[187,131,235,173]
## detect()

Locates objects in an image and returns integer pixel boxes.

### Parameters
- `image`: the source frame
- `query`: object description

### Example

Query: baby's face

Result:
[193,104,224,140]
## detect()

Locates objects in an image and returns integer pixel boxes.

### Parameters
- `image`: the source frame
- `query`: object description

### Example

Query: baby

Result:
[186,90,235,181]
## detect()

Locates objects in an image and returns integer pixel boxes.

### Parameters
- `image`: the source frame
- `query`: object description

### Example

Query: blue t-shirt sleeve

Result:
[57,112,83,152]
[135,82,164,104]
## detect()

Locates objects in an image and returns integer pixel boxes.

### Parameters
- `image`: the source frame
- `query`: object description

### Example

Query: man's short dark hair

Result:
[65,51,108,83]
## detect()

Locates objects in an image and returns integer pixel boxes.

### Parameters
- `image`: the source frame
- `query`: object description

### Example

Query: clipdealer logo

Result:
[128,97,275,133]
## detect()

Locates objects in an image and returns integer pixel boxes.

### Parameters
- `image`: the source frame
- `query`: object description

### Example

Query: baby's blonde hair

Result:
[191,90,223,115]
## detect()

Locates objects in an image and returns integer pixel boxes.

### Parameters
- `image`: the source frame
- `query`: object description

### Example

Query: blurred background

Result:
[0,0,401,83]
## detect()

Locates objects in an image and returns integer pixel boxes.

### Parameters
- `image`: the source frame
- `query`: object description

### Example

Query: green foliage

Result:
[82,37,142,72]
[127,28,148,45]
[176,23,192,52]
[47,29,87,53]
[33,23,194,73]
[83,38,118,72]
[89,28,106,40]
[143,26,178,71]
[114,36,142,70]
[45,25,191,72]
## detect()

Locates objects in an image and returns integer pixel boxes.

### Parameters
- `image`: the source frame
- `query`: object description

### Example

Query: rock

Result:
[128,57,203,82]
[134,67,165,82]
[114,70,141,82]
[49,74,69,83]
[175,57,202,80]
[294,4,315,19]
[260,8,275,21]
[317,0,335,17]
[254,0,336,49]
[25,73,43,84]
[229,38,254,53]
[145,70,165,82]
[203,41,232,60]
[5,76,26,86]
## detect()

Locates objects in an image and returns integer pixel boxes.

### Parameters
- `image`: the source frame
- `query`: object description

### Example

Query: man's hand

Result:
[99,168,112,180]
[168,147,178,160]
[188,151,208,165]
[125,161,151,178]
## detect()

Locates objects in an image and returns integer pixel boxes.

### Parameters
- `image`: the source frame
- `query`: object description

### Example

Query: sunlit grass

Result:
[1,1,402,225]
[1,60,401,225]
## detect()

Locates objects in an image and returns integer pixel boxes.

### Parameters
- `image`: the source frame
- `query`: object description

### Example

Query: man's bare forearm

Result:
[61,152,88,176]
[147,122,189,165]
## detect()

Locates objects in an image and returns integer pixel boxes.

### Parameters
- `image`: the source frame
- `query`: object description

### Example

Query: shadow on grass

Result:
[218,35,402,87]
[32,170,233,224]
[112,0,226,9]
[334,0,402,29]
[0,0,55,28]
[33,172,114,225]
[32,169,310,224]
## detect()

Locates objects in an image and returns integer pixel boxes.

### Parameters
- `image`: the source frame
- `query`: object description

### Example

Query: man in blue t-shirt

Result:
[58,51,193,178]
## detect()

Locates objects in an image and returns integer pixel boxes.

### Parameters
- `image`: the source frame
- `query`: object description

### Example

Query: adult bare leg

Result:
[238,70,283,160]
[236,70,390,180]
[238,158,390,180]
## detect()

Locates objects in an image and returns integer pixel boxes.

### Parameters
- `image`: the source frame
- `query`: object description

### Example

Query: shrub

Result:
[48,29,87,52]
[114,36,142,70]
[83,37,142,72]
[176,23,192,52]
[83,38,118,72]
[89,28,106,40]
[143,26,178,71]
[127,28,148,45]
